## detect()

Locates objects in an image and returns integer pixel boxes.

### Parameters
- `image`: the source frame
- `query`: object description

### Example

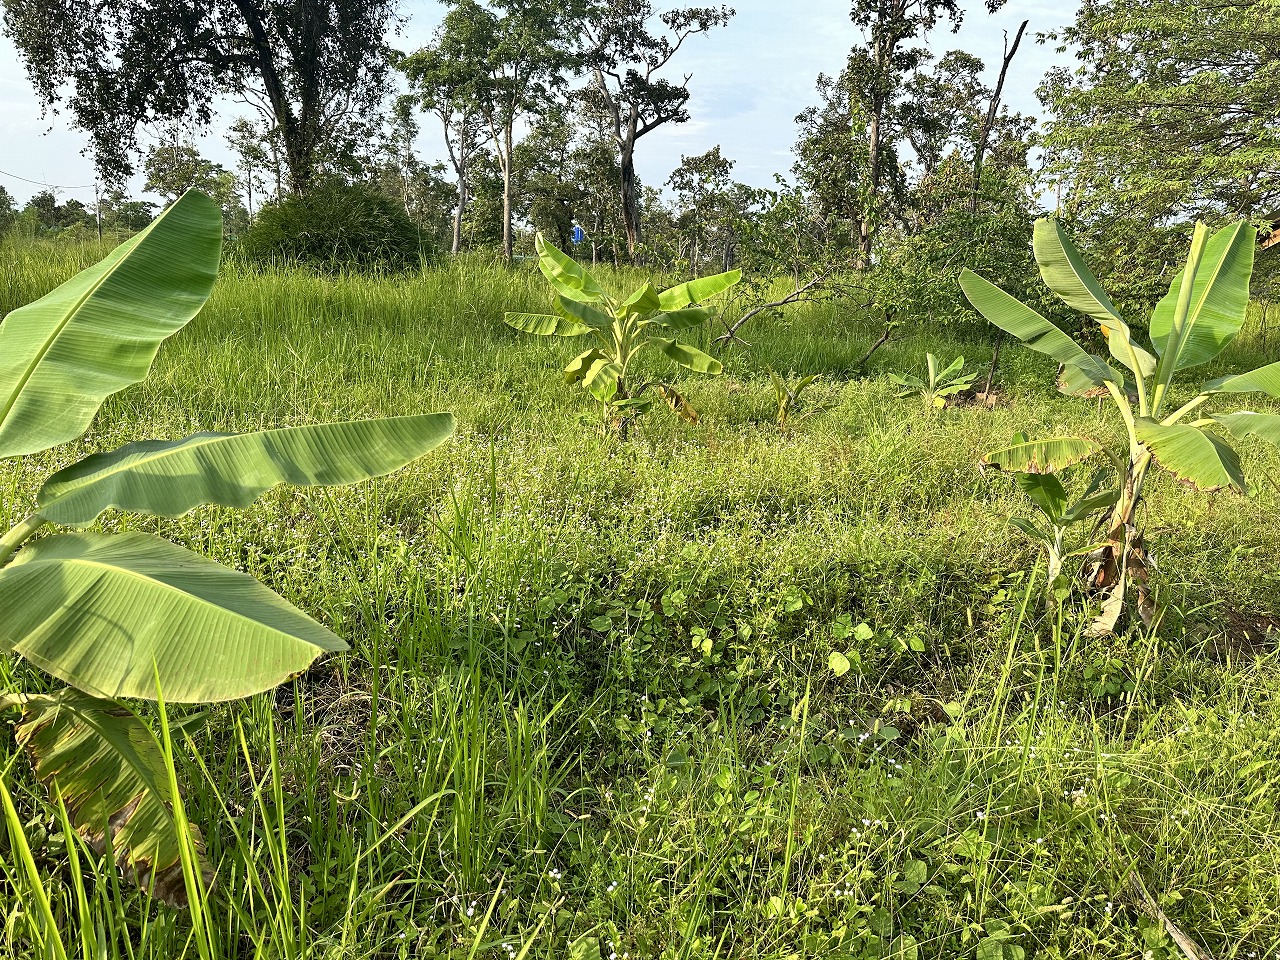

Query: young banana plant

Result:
[961,217,1268,633]
[1000,433,1121,585]
[505,234,738,431]
[890,353,978,408]
[0,191,455,904]
[768,368,820,427]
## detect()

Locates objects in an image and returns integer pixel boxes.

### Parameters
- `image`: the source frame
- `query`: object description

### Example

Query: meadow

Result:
[2,237,1279,960]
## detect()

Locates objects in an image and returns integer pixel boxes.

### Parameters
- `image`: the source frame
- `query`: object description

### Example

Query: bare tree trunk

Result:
[452,178,467,255]
[859,108,880,267]
[501,126,514,262]
[970,19,1028,215]
[620,139,640,257]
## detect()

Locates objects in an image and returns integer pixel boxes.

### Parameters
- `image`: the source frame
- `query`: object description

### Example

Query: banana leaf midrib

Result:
[0,234,145,433]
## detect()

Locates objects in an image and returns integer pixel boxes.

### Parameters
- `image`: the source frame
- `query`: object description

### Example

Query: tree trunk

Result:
[619,140,640,258]
[501,126,514,262]
[452,178,467,255]
[859,106,880,267]
[970,20,1028,215]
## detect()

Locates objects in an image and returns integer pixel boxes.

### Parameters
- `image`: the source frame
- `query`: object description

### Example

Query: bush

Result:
[236,180,429,272]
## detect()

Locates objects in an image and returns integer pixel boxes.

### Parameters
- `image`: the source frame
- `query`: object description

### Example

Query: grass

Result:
[1,236,1280,959]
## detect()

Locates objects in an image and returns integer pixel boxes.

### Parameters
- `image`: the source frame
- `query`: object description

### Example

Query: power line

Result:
[0,167,95,190]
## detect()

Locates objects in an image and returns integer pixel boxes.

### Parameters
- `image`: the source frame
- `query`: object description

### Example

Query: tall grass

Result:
[2,244,1279,958]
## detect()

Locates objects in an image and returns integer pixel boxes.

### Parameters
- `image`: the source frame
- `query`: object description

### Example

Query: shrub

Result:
[236,180,429,272]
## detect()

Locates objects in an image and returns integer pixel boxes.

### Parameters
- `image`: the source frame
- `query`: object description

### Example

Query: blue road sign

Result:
[571,225,586,245]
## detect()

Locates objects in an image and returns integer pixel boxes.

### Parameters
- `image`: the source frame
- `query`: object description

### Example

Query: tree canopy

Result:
[1041,0,1280,225]
[3,0,397,193]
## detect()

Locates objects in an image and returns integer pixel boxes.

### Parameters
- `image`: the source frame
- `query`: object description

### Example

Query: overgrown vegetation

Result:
[1,234,1278,958]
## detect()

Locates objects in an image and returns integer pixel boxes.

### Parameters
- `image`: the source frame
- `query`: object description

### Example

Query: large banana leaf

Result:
[504,312,592,337]
[37,413,455,527]
[1,689,210,906]
[982,436,1102,474]
[565,348,605,384]
[657,270,741,310]
[0,191,221,458]
[1032,219,1156,379]
[1150,221,1254,373]
[650,307,716,331]
[0,533,346,702]
[652,338,723,374]
[1212,411,1280,449]
[583,358,621,403]
[1015,470,1068,521]
[556,296,613,329]
[1135,420,1245,492]
[1204,360,1280,398]
[621,283,661,316]
[959,270,1122,390]
[535,234,604,302]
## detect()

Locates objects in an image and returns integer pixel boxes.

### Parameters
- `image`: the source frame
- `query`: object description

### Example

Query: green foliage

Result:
[236,180,429,272]
[1041,0,1280,225]
[890,353,977,408]
[768,368,820,427]
[1,245,1279,956]
[995,432,1120,586]
[505,233,736,428]
[962,216,1270,632]
[4,0,398,193]
[0,190,454,903]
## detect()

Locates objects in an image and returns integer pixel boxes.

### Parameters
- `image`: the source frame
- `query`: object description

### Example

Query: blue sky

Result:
[0,0,1075,206]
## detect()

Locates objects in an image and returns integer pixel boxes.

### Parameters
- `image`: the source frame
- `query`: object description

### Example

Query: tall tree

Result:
[666,146,735,273]
[421,0,576,261]
[844,0,1005,264]
[1041,0,1280,225]
[3,0,397,194]
[583,1,734,258]
[401,10,494,255]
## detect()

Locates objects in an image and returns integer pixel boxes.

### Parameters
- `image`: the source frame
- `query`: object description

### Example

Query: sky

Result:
[0,0,1076,207]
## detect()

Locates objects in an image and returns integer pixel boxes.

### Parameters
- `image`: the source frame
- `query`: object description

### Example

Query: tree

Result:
[3,0,397,194]
[584,1,734,258]
[666,146,737,274]
[143,142,237,207]
[843,0,1006,264]
[792,65,876,252]
[416,0,577,261]
[22,190,93,232]
[97,189,158,233]
[226,118,276,217]
[401,10,494,254]
[1041,0,1280,226]
[0,186,15,235]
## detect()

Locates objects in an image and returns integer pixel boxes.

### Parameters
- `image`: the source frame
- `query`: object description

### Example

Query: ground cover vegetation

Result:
[2,0,1280,956]
[1,220,1279,960]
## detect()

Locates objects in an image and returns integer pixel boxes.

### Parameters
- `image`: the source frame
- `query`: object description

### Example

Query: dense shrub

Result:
[236,180,429,272]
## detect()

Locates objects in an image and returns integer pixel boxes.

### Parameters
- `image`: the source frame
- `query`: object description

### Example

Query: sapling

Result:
[505,233,739,431]
[997,433,1120,586]
[0,191,455,903]
[890,353,978,408]
[962,217,1275,633]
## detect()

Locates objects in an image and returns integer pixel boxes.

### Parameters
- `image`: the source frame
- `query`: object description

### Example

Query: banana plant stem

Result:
[0,514,46,568]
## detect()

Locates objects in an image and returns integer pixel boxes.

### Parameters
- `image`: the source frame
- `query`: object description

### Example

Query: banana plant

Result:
[999,433,1120,585]
[961,217,1268,633]
[0,191,455,905]
[889,353,978,408]
[504,233,738,430]
[768,368,820,427]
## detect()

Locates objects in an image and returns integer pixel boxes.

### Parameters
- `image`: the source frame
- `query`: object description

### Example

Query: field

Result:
[2,239,1280,959]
